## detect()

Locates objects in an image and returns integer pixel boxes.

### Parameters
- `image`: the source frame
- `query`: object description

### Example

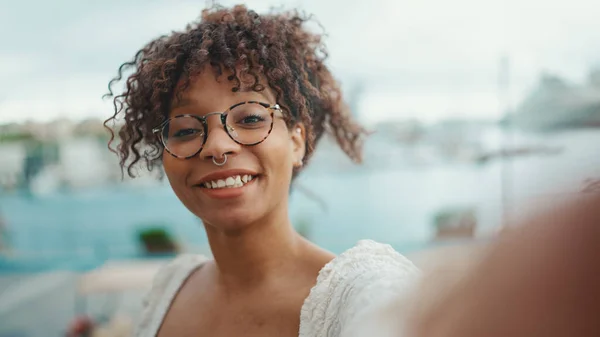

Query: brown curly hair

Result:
[103,4,367,178]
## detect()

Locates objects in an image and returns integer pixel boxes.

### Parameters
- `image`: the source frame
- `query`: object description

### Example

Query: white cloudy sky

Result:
[1,0,600,124]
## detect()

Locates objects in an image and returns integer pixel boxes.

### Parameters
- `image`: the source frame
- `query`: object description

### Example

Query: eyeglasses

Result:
[153,101,281,159]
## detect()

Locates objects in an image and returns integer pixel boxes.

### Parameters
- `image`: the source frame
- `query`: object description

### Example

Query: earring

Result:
[296,128,302,134]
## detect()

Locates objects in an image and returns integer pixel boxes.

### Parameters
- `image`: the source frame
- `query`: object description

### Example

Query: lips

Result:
[201,174,255,189]
[194,169,260,189]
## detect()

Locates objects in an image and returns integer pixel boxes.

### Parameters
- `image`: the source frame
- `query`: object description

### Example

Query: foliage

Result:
[137,225,178,254]
[0,131,34,143]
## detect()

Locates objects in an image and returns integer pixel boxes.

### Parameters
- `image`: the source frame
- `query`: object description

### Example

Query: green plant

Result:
[0,131,34,143]
[137,226,178,254]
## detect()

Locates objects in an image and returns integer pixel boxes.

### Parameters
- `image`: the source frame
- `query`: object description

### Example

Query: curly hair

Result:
[103,4,367,178]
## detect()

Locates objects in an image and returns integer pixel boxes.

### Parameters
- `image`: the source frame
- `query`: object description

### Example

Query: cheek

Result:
[162,154,201,213]
[162,153,188,187]
[260,131,294,180]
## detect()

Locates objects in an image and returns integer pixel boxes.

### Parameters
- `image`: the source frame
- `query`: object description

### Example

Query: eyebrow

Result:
[240,88,272,102]
[170,90,273,111]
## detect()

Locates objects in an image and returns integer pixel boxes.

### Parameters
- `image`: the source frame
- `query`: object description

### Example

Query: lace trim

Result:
[299,240,420,337]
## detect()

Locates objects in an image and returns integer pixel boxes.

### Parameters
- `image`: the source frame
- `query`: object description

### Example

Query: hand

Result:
[406,193,600,337]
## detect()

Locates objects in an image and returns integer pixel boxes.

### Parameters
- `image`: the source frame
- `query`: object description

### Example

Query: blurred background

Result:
[1,0,599,336]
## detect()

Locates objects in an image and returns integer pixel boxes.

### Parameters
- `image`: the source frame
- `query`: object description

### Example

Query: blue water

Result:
[0,165,503,272]
[1,129,598,272]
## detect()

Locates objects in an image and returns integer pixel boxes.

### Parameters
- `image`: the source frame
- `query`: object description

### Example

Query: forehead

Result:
[169,68,275,115]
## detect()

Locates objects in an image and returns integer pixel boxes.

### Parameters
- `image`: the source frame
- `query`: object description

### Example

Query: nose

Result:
[200,114,241,162]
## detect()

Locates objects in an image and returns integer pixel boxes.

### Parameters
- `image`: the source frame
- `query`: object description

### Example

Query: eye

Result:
[173,128,201,138]
[238,114,266,124]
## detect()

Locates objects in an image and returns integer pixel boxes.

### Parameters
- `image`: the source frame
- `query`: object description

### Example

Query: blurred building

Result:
[0,119,130,193]
[511,70,600,130]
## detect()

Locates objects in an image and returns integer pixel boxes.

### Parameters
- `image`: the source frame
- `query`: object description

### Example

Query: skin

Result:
[157,68,335,337]
[403,194,600,337]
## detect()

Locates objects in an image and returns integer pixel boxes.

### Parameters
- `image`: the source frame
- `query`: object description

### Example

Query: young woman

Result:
[105,5,419,337]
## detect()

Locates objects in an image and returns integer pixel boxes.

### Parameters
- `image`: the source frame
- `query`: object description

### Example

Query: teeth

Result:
[202,175,255,189]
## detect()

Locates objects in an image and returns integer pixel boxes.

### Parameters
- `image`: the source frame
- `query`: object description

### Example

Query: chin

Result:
[199,208,262,234]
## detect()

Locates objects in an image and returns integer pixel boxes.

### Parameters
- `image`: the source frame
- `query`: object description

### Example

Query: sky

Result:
[1,0,600,125]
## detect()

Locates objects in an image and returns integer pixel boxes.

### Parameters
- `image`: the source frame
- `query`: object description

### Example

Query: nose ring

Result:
[212,154,227,166]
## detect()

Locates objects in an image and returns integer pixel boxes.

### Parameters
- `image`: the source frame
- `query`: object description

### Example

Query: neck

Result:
[203,204,306,288]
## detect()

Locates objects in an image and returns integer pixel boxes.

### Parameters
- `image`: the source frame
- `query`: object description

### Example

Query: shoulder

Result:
[318,239,419,282]
[299,240,421,337]
[135,254,209,337]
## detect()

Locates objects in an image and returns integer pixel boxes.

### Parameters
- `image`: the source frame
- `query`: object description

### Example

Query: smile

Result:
[201,174,255,189]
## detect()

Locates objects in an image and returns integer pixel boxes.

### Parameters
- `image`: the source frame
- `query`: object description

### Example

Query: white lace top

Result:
[135,240,420,337]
